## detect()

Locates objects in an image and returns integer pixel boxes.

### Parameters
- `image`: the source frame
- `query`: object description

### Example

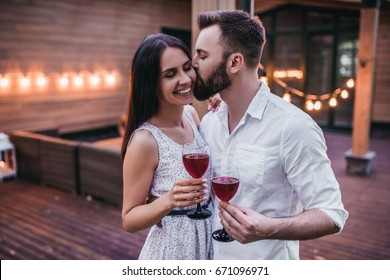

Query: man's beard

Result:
[194,59,231,101]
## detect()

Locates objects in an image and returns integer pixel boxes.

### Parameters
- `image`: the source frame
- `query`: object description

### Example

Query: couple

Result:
[121,10,348,260]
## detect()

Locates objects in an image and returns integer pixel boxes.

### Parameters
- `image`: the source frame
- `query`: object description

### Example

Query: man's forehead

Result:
[196,25,221,51]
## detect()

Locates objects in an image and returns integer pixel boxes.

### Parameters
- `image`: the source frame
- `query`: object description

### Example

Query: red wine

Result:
[212,176,239,202]
[182,153,209,178]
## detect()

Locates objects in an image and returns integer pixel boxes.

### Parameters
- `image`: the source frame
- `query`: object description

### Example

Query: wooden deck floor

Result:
[0,179,149,260]
[1,132,389,260]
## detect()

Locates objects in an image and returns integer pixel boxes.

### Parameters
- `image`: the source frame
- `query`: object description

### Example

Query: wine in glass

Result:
[211,165,239,242]
[182,142,212,219]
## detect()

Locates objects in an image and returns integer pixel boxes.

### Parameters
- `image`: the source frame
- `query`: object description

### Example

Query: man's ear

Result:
[228,53,244,74]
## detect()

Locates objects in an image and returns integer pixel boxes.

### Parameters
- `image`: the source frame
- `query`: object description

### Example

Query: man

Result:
[192,9,348,260]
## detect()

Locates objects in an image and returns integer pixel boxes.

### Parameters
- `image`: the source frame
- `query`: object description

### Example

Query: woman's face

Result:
[158,47,196,106]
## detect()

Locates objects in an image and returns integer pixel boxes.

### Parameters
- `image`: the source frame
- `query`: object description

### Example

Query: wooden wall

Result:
[0,0,191,134]
[372,8,390,123]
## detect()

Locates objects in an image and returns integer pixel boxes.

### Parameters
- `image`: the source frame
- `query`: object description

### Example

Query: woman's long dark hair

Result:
[121,33,192,160]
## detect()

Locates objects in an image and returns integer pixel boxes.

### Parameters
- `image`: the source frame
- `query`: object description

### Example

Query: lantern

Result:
[0,133,17,182]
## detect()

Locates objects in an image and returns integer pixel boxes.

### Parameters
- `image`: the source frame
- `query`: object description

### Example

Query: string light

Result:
[274,69,303,79]
[0,70,120,91]
[314,100,322,110]
[0,76,9,88]
[306,100,314,111]
[59,76,69,87]
[74,75,84,87]
[329,97,338,107]
[346,78,354,88]
[258,64,354,111]
[105,73,116,85]
[89,74,100,86]
[282,91,291,102]
[341,89,349,99]
[36,76,47,87]
[20,76,30,88]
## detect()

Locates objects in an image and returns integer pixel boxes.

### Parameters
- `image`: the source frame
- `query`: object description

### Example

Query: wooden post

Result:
[191,0,236,119]
[345,0,380,176]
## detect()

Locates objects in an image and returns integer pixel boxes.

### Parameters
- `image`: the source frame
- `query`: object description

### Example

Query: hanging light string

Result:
[258,63,354,111]
[0,70,119,90]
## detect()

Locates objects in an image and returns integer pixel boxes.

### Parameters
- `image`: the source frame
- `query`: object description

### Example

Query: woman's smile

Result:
[174,86,192,95]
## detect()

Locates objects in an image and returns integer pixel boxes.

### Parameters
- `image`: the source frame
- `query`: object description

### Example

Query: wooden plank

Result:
[0,180,147,259]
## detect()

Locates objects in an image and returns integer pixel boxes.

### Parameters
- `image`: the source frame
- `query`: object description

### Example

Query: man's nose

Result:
[192,57,199,70]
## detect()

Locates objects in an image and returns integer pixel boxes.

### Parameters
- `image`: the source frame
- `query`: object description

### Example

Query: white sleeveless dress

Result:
[135,108,213,260]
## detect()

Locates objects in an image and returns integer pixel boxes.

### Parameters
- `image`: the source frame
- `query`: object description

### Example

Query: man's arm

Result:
[218,202,339,244]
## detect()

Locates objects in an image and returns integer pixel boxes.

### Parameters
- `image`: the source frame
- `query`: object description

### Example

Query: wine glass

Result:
[182,142,212,220]
[211,165,240,242]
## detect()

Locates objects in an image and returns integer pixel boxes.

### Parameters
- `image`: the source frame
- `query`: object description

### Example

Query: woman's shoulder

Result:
[128,129,157,153]
[185,104,196,114]
[123,129,159,177]
[185,105,200,127]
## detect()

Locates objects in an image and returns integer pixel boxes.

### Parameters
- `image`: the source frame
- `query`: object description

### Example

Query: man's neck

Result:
[222,74,261,133]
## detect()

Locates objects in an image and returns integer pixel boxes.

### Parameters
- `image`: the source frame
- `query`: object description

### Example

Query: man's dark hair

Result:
[198,9,266,68]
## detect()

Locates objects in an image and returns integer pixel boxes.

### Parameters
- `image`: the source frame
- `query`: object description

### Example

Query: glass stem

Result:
[195,203,202,213]
[221,228,228,237]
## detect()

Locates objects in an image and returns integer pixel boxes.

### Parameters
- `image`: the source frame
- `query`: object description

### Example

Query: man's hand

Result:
[219,202,340,243]
[218,202,273,244]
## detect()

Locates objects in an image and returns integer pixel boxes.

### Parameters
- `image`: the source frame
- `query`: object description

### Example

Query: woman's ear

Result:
[228,53,244,73]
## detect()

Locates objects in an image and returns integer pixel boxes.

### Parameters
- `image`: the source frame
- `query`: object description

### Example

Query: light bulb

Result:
[20,77,30,88]
[59,76,69,87]
[306,100,314,111]
[282,93,291,102]
[0,77,9,88]
[346,79,354,88]
[314,100,322,110]
[74,76,83,87]
[89,75,100,85]
[329,97,338,107]
[105,74,116,85]
[37,76,47,87]
[341,90,349,99]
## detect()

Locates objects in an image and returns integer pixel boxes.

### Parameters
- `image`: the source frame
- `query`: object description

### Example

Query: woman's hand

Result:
[164,178,208,209]
[207,93,222,112]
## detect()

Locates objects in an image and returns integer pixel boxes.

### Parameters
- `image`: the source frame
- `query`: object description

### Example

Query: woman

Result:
[121,34,214,260]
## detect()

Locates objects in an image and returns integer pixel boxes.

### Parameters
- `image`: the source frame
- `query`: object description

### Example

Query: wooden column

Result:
[345,0,380,176]
[191,0,236,119]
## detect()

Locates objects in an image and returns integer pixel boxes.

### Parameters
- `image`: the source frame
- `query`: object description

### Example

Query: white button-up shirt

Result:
[200,82,348,260]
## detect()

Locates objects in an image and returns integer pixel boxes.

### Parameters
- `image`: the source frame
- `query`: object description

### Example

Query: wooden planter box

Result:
[40,136,80,194]
[10,130,80,194]
[10,131,43,182]
[78,142,123,207]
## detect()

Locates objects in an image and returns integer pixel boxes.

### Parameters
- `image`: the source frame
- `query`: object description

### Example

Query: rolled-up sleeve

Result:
[282,114,349,231]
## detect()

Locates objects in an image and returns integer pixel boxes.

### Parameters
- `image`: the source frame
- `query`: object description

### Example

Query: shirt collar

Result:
[216,99,228,121]
[246,81,270,120]
[216,81,270,122]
